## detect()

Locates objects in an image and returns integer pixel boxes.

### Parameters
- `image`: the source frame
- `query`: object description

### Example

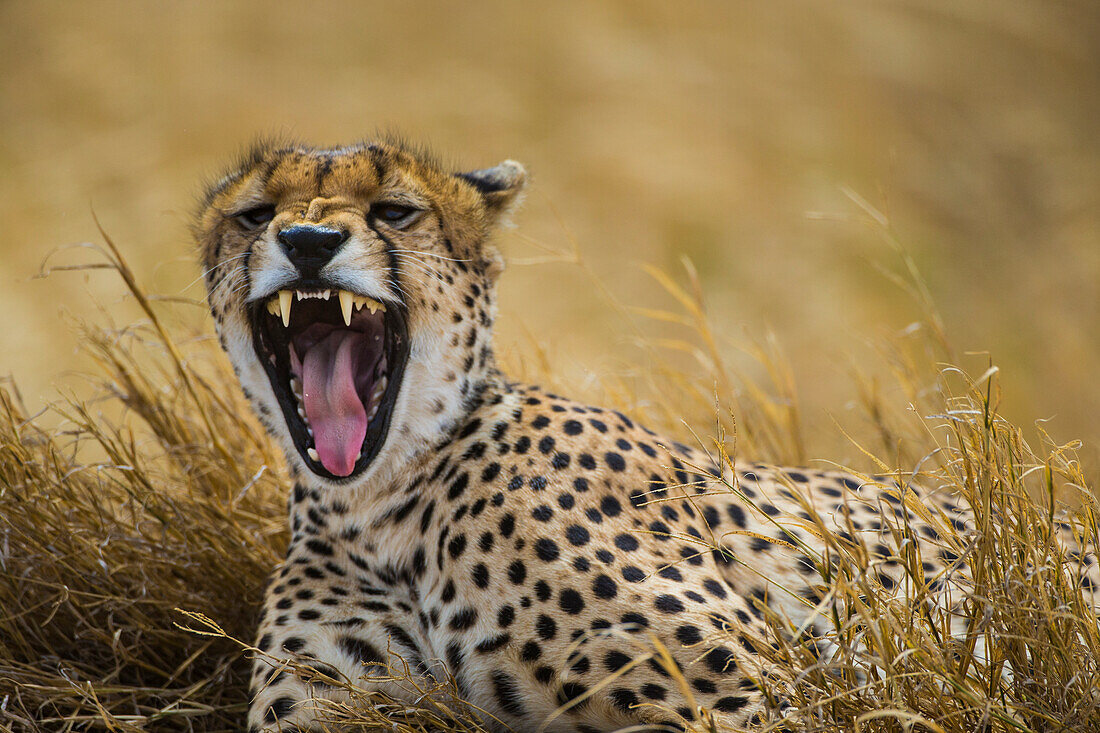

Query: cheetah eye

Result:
[369,202,422,230]
[234,205,276,231]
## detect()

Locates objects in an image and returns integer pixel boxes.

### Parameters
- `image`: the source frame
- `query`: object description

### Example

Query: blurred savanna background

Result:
[2,0,1098,464]
[3,2,1100,731]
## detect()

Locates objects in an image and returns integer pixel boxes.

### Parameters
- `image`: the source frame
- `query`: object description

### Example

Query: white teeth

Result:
[347,291,386,314]
[338,290,354,326]
[290,377,303,398]
[297,405,307,419]
[269,289,385,328]
[307,447,319,462]
[278,290,293,327]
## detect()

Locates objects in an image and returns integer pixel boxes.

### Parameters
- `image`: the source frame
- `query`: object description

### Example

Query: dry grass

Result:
[1,228,1097,732]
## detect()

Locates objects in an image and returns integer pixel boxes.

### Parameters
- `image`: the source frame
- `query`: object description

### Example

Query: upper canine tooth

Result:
[279,290,293,327]
[338,290,354,326]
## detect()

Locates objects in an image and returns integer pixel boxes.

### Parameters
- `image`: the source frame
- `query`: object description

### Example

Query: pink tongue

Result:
[301,331,369,476]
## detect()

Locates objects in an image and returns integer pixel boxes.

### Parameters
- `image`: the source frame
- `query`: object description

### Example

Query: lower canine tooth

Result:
[307,447,319,461]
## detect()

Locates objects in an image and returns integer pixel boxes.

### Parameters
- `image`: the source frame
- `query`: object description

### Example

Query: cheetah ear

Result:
[456,160,527,223]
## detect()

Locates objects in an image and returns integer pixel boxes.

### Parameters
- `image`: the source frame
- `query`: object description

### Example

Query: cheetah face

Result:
[197,141,525,484]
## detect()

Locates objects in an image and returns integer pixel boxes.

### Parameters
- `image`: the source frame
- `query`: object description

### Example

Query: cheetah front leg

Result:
[246,568,434,732]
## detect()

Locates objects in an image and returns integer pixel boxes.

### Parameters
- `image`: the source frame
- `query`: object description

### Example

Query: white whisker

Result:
[185,253,250,293]
[390,248,471,263]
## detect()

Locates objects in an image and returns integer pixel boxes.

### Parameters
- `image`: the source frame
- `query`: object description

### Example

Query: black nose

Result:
[277,225,348,273]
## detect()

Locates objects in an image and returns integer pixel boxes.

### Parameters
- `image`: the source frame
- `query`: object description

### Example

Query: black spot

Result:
[532,505,554,522]
[621,565,645,582]
[641,683,667,700]
[532,415,551,429]
[675,625,702,645]
[714,696,750,713]
[534,580,552,601]
[657,566,683,582]
[529,475,547,491]
[499,513,516,537]
[476,633,511,653]
[338,635,384,665]
[564,420,583,435]
[449,607,478,631]
[703,578,728,599]
[592,574,618,599]
[566,525,590,546]
[534,665,554,684]
[609,688,639,713]
[601,496,622,517]
[604,452,626,472]
[605,650,631,671]
[558,681,589,708]
[536,614,557,640]
[704,646,738,675]
[447,472,469,500]
[614,534,639,551]
[538,435,556,453]
[552,452,571,469]
[579,454,596,470]
[264,696,295,723]
[521,640,541,661]
[282,637,305,653]
[491,671,527,717]
[479,531,495,552]
[557,493,575,509]
[574,477,590,492]
[305,539,333,557]
[559,589,585,614]
[497,605,515,627]
[458,418,482,438]
[655,595,685,614]
[648,520,670,538]
[479,460,501,482]
[472,563,490,588]
[508,560,527,584]
[535,538,560,562]
[448,534,467,559]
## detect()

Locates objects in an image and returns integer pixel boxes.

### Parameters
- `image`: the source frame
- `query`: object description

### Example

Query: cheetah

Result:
[196,140,1097,732]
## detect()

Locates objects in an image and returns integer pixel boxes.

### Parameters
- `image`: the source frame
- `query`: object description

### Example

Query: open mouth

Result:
[251,287,408,479]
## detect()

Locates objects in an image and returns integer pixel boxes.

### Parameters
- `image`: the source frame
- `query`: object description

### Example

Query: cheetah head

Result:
[196,141,525,485]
